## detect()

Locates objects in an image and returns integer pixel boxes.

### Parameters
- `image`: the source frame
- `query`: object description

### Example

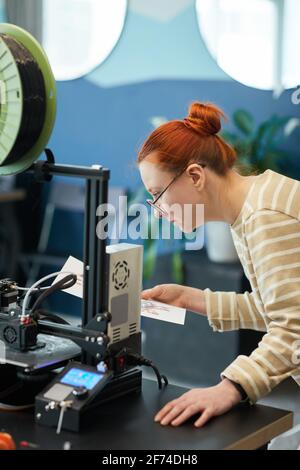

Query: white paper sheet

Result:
[53,257,186,326]
[52,256,84,298]
[141,299,186,325]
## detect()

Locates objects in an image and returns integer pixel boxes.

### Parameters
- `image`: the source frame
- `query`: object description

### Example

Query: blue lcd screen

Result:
[61,368,103,390]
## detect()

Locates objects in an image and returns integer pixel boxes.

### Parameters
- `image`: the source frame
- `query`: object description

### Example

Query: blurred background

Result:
[0,0,299,391]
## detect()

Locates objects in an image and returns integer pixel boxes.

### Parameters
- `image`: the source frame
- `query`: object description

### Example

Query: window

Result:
[196,0,300,91]
[42,0,127,81]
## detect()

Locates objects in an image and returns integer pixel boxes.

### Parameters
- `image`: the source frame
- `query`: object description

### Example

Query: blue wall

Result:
[49,78,300,189]
[2,1,299,186]
[45,1,299,187]
[0,1,6,22]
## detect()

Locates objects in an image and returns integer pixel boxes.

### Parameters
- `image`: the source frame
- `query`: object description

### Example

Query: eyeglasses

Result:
[146,163,206,216]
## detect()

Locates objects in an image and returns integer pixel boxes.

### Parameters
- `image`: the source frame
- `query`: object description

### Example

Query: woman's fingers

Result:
[141,285,164,300]
[154,385,236,429]
[154,399,184,424]
[155,399,209,427]
[170,405,200,426]
[141,289,151,299]
[194,409,213,428]
[154,399,179,422]
[159,403,188,426]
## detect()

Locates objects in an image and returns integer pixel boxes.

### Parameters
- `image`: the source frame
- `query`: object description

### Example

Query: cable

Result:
[15,286,51,291]
[33,309,71,325]
[124,350,168,390]
[31,273,77,313]
[0,403,34,411]
[21,271,77,319]
[0,382,23,401]
[0,383,34,411]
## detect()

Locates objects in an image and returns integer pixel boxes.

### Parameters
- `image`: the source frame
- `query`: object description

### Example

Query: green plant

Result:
[221,109,300,175]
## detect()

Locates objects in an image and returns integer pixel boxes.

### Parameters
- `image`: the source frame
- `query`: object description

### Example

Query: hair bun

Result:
[183,102,225,136]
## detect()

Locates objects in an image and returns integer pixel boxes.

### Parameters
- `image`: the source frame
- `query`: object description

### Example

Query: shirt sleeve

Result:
[221,210,300,403]
[204,288,267,332]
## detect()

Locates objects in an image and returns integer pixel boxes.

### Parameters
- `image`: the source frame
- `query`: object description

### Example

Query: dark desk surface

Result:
[0,379,293,450]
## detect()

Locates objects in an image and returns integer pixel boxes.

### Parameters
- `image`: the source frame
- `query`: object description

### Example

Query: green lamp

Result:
[0,23,56,175]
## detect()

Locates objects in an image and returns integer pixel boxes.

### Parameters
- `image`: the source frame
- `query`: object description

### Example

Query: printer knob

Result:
[72,386,88,400]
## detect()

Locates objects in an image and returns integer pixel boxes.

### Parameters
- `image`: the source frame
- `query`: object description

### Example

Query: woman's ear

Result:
[185,164,205,191]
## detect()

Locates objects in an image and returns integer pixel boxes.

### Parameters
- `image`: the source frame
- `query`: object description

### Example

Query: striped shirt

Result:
[204,169,300,403]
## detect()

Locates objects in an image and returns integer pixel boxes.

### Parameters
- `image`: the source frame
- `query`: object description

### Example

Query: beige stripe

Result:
[270,305,300,314]
[228,363,260,399]
[247,359,272,392]
[286,180,299,213]
[265,288,300,305]
[245,210,280,225]
[230,292,236,330]
[245,201,253,212]
[251,351,278,375]
[246,218,298,241]
[270,335,295,353]
[258,173,273,209]
[258,262,300,284]
[271,177,286,210]
[205,288,213,327]
[254,247,300,270]
[232,221,243,232]
[238,295,247,329]
[263,277,300,300]
[217,291,224,331]
[252,292,264,310]
[244,293,259,330]
[259,342,292,368]
[252,232,300,255]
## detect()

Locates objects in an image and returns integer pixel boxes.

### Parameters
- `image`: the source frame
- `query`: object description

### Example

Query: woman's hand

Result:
[141,284,207,316]
[154,378,242,428]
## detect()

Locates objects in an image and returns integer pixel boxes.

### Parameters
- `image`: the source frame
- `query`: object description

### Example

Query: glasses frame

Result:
[146,162,206,216]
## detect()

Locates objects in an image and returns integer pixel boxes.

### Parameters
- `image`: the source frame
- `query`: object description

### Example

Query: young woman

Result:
[138,101,300,429]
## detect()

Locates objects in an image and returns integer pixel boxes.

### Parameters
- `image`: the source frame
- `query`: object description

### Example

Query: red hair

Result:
[137,102,237,175]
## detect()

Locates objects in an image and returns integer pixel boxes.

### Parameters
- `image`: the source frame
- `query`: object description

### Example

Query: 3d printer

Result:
[0,24,167,433]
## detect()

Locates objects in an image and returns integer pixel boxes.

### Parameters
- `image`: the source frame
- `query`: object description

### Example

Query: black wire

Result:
[30,273,77,313]
[0,381,23,400]
[147,363,168,389]
[125,351,168,390]
[0,34,46,165]
[34,309,71,325]
[148,363,162,389]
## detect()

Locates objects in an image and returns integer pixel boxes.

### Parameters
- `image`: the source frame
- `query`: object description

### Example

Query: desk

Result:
[0,379,293,450]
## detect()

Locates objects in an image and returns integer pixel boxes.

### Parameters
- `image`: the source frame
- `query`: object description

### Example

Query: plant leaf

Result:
[171,251,184,284]
[233,110,254,136]
[143,242,157,281]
